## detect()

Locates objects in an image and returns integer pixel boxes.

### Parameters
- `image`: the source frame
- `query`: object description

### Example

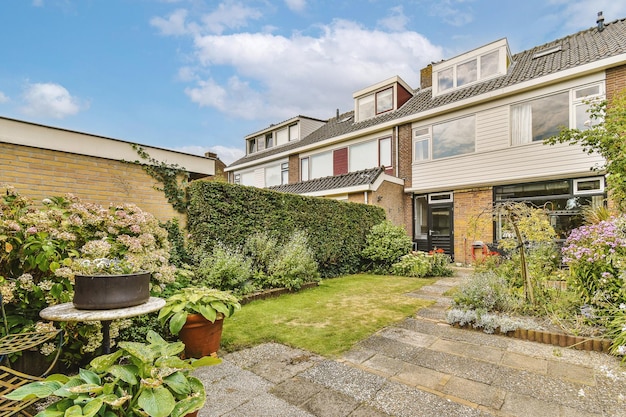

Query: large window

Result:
[349,140,377,171]
[511,92,569,144]
[310,152,333,179]
[494,177,606,240]
[432,115,475,159]
[379,138,392,168]
[265,164,281,187]
[573,84,602,130]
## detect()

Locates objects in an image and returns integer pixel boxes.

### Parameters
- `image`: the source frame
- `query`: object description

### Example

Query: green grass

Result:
[221,274,435,357]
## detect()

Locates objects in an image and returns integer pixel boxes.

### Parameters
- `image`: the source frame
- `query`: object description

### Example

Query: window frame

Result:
[412,127,431,162]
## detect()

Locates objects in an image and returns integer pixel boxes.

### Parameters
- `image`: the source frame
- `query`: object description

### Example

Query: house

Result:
[0,116,220,221]
[226,13,626,263]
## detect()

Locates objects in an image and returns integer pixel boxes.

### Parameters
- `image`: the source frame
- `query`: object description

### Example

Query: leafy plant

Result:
[391,253,431,277]
[196,244,253,294]
[4,330,219,417]
[452,271,517,313]
[361,221,412,273]
[158,287,241,335]
[265,230,320,290]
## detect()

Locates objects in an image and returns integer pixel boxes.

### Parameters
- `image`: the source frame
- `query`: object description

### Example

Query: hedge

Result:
[186,181,386,277]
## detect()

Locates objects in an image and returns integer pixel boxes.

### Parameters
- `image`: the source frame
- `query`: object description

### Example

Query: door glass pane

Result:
[431,207,451,236]
[414,196,428,239]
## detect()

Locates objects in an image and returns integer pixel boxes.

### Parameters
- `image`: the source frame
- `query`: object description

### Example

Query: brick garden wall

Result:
[0,142,181,221]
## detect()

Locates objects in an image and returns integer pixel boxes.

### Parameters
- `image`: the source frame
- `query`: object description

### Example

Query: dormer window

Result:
[354,77,412,122]
[433,38,510,96]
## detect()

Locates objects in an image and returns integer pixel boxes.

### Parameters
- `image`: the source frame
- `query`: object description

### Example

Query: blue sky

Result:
[2,0,625,165]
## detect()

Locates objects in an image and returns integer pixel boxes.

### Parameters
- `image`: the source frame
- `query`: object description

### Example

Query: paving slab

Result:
[192,270,626,416]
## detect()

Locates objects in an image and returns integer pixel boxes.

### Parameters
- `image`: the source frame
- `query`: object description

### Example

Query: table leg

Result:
[102,320,112,354]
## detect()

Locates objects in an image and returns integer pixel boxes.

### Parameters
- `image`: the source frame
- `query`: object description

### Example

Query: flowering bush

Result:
[561,215,626,309]
[561,215,626,360]
[0,186,176,367]
[390,249,453,277]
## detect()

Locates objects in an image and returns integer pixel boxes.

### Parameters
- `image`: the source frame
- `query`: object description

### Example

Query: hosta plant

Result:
[4,331,219,417]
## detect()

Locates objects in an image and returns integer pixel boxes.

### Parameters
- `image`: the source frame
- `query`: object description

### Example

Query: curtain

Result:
[511,103,532,145]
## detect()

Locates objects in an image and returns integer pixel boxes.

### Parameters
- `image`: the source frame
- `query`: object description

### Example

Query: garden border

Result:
[453,323,612,353]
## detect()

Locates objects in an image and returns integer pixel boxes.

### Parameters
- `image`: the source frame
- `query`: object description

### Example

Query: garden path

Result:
[193,269,626,416]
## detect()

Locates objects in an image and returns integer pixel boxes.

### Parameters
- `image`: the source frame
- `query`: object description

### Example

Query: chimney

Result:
[420,64,433,89]
[204,151,217,159]
[597,11,605,32]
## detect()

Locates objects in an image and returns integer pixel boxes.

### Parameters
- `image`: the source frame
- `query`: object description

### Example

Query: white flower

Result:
[578,388,585,397]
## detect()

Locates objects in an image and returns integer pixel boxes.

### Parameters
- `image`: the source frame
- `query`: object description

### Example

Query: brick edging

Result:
[240,282,319,305]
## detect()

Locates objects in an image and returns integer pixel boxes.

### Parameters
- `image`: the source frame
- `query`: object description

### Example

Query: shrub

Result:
[452,271,516,312]
[196,244,254,294]
[362,221,412,273]
[0,186,177,367]
[391,253,431,277]
[266,230,320,290]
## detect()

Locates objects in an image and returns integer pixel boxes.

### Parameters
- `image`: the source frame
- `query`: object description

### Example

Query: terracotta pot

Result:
[178,313,224,358]
[73,272,151,310]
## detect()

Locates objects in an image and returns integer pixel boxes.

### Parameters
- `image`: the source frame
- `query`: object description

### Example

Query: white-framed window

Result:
[276,128,289,146]
[281,162,289,185]
[247,139,256,154]
[437,49,501,93]
[265,133,274,149]
[511,83,604,145]
[265,164,281,187]
[432,115,475,159]
[379,137,392,168]
[234,174,241,184]
[289,124,299,141]
[310,152,333,179]
[574,177,604,195]
[357,87,394,121]
[511,91,569,145]
[573,84,603,130]
[349,140,377,171]
[428,192,453,204]
[300,158,309,181]
[412,127,430,162]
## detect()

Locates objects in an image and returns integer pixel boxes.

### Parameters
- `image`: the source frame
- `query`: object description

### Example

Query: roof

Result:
[228,17,626,169]
[269,166,385,194]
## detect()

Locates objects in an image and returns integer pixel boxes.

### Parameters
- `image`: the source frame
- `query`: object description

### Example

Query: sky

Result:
[2,1,626,165]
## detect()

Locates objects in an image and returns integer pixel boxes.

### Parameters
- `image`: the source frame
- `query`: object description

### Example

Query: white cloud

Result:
[546,0,626,31]
[285,0,307,13]
[150,9,189,36]
[0,91,9,103]
[428,0,474,27]
[378,6,409,32]
[20,82,85,119]
[152,2,262,36]
[184,19,443,120]
[174,144,244,164]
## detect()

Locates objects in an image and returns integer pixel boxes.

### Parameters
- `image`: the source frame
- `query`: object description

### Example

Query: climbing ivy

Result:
[131,144,189,213]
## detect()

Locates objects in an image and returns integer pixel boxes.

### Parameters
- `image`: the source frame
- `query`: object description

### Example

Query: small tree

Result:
[545,88,626,211]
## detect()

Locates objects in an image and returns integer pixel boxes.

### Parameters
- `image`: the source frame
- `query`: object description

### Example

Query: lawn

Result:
[221,274,435,357]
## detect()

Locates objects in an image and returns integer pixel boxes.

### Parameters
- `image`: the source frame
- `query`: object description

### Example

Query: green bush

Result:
[362,221,412,273]
[269,230,319,289]
[428,250,454,277]
[196,244,254,294]
[391,253,431,277]
[186,182,385,277]
[452,271,517,313]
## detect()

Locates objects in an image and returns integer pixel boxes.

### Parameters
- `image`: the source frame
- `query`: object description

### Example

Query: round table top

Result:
[40,297,165,322]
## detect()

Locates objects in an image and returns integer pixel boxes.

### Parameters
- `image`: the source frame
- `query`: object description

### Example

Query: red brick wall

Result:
[606,64,626,102]
[288,154,300,184]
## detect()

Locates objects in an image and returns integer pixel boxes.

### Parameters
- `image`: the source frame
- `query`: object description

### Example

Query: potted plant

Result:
[158,287,241,358]
[71,257,151,310]
[4,330,220,417]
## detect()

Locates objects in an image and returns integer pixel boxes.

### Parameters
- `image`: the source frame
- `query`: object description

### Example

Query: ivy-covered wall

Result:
[187,181,386,277]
